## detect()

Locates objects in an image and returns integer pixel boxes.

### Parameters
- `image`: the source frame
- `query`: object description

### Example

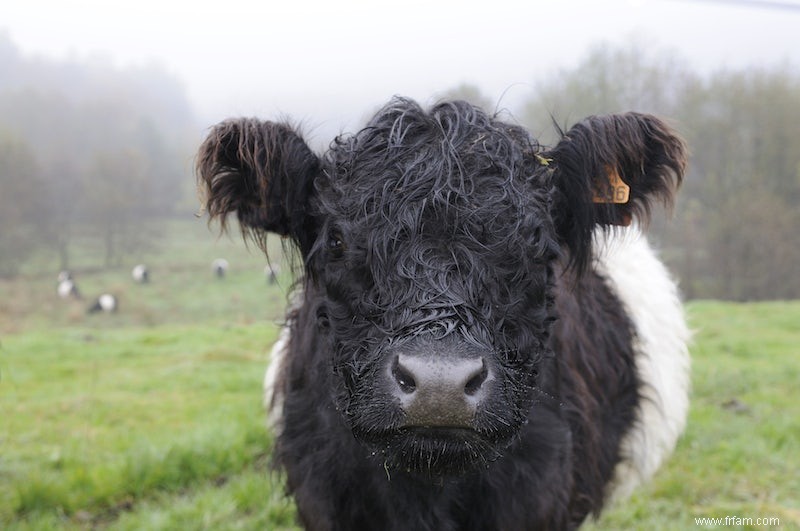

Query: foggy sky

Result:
[4,0,800,141]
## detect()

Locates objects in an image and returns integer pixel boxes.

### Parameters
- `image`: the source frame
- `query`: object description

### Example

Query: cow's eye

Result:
[316,306,330,329]
[327,231,345,258]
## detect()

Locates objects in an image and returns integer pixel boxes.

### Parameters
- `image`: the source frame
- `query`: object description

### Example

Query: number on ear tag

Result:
[592,167,630,204]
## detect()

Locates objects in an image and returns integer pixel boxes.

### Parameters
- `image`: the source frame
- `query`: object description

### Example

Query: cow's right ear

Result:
[196,119,320,256]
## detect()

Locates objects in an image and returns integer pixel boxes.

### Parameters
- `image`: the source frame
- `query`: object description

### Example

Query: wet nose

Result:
[390,351,492,428]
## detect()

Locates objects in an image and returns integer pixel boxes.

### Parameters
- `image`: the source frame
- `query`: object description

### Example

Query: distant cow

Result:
[212,258,229,278]
[197,98,690,530]
[87,293,117,314]
[132,264,149,283]
[57,277,80,300]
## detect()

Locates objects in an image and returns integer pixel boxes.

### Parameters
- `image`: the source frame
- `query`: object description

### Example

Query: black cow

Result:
[197,98,690,530]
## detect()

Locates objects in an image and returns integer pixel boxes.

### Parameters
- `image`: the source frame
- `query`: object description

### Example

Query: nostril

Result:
[464,359,489,396]
[392,356,417,394]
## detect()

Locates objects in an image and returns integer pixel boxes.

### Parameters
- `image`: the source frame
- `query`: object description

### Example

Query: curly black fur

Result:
[196,97,687,530]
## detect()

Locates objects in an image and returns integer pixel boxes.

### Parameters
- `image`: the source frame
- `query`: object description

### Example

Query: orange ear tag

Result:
[592,167,630,204]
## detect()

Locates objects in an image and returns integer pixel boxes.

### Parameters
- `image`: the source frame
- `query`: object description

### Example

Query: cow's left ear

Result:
[545,112,687,271]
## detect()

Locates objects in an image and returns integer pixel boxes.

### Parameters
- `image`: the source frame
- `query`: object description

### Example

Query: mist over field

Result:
[2,28,799,299]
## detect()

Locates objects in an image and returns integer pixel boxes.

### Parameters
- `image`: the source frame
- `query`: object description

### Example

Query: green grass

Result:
[0,217,294,333]
[1,218,299,529]
[0,323,296,530]
[1,221,798,529]
[585,301,800,530]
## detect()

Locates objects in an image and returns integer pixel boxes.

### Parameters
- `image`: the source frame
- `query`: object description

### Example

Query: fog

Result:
[5,0,800,140]
[2,0,800,299]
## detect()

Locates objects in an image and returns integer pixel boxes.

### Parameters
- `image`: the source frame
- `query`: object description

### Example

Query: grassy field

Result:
[1,219,798,530]
[584,301,800,531]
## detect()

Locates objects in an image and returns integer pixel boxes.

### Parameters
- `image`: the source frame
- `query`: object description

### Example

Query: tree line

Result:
[0,33,195,275]
[449,43,800,301]
[2,33,798,300]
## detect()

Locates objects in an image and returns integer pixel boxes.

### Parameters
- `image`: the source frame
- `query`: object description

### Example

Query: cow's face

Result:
[196,97,686,475]
[306,101,559,473]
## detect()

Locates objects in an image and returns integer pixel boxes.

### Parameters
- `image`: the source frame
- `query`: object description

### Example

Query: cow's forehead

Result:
[318,100,542,199]
[319,150,546,226]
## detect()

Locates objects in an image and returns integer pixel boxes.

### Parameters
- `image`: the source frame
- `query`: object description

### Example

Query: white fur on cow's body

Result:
[592,226,690,501]
[93,294,118,312]
[100,294,116,310]
[57,279,78,299]
[132,264,149,283]
[264,324,291,434]
[212,258,229,277]
[263,227,690,500]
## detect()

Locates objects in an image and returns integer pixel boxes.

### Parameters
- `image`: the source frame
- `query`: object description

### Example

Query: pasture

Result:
[1,219,798,530]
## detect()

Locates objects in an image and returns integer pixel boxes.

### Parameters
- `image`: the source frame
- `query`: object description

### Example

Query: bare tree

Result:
[519,41,800,300]
[0,132,50,276]
[0,33,195,274]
